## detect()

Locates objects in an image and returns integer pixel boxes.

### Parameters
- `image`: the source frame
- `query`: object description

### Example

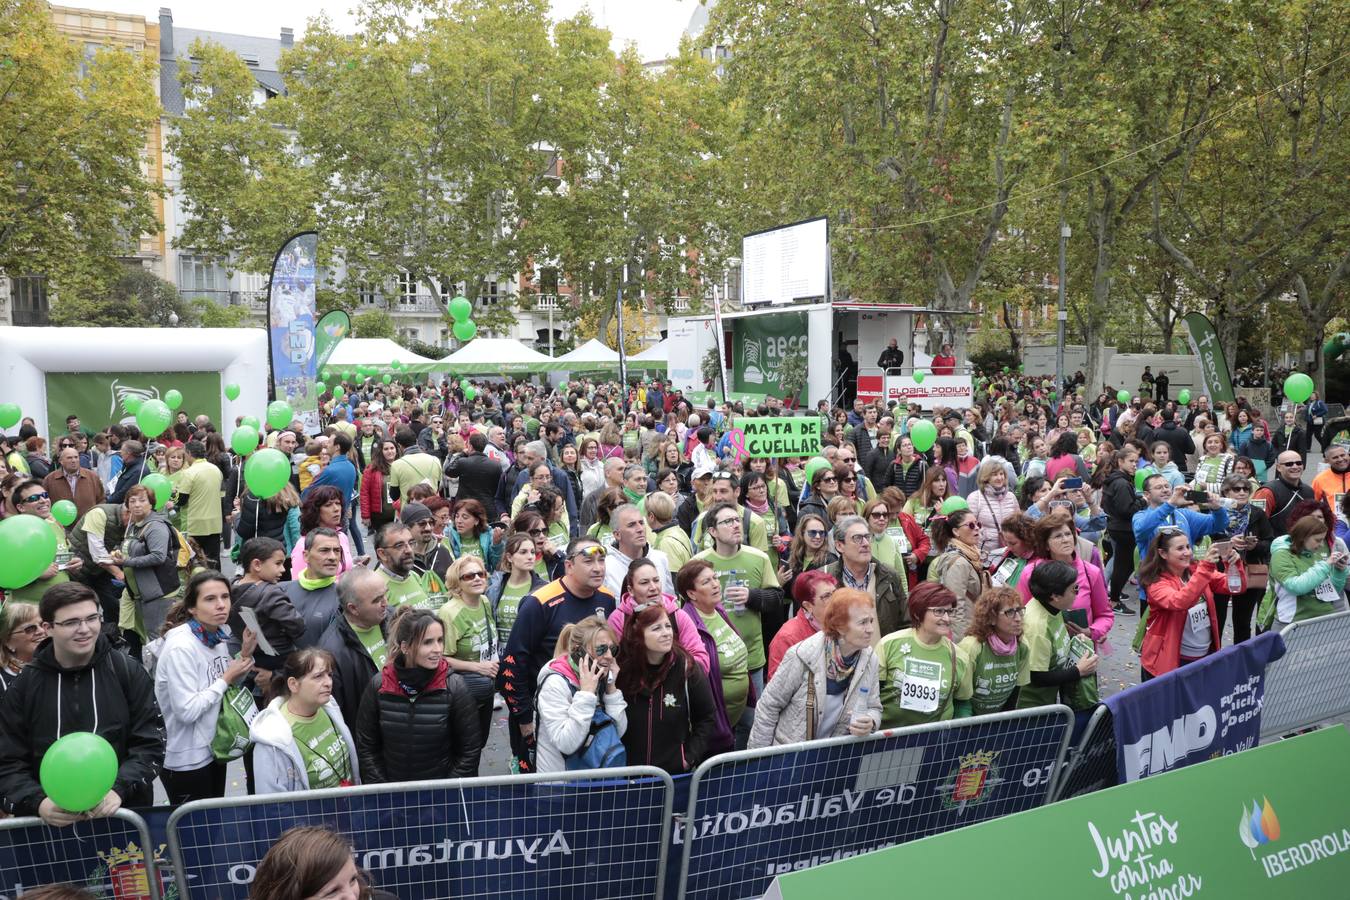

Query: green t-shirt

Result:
[871,533,904,572]
[692,504,771,554]
[956,635,1030,716]
[388,452,442,497]
[1019,599,1098,710]
[876,628,970,728]
[496,578,532,638]
[695,606,750,726]
[10,517,71,603]
[379,567,440,611]
[437,596,498,662]
[281,705,352,789]
[693,545,779,671]
[353,623,387,670]
[456,539,484,561]
[178,459,224,536]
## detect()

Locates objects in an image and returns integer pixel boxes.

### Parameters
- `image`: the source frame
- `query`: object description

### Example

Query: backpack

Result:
[540,673,628,771]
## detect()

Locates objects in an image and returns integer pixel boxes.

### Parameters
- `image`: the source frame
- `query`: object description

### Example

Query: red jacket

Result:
[1140,561,1244,676]
[359,466,389,520]
[896,513,931,591]
[931,354,957,376]
[767,610,819,681]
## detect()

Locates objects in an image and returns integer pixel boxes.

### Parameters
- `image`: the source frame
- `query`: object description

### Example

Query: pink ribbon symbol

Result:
[728,427,749,461]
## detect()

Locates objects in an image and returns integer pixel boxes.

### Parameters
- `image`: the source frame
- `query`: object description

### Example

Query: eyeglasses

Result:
[714,518,741,528]
[843,533,870,546]
[929,607,957,619]
[53,612,102,631]
[591,644,617,657]
[20,492,49,504]
[819,475,837,484]
[805,529,827,539]
[570,546,606,561]
[461,571,487,581]
[16,623,43,636]
[1000,608,1025,619]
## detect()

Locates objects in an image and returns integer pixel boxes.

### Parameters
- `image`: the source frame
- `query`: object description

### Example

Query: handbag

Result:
[211,682,259,760]
[1245,564,1270,590]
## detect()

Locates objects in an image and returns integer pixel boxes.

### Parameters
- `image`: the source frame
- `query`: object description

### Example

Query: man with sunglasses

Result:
[0,583,164,826]
[1253,451,1317,537]
[498,536,616,772]
[8,480,84,603]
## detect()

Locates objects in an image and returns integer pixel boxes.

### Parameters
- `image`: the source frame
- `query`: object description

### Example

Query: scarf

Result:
[297,569,336,590]
[1229,504,1252,538]
[744,497,771,516]
[623,486,645,504]
[947,540,988,586]
[826,639,860,682]
[988,632,1019,656]
[395,664,435,697]
[188,619,227,648]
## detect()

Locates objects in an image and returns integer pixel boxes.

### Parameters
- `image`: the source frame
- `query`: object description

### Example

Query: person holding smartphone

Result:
[1211,474,1274,644]
[533,615,626,774]
[1138,530,1243,679]
[1262,510,1349,632]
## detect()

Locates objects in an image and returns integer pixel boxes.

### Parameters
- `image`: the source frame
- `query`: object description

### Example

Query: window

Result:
[11,276,49,326]
[239,271,266,303]
[479,279,500,306]
[538,266,560,295]
[398,273,418,305]
[357,282,378,306]
[440,328,450,347]
[179,254,226,296]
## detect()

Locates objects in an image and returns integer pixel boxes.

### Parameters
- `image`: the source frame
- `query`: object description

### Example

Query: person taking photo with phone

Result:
[1138,529,1244,679]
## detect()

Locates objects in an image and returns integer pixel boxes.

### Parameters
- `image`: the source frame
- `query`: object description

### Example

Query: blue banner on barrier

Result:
[679,710,1070,900]
[1104,631,1285,783]
[0,813,169,900]
[168,777,669,900]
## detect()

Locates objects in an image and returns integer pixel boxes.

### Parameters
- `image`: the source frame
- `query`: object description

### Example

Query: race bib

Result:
[886,526,911,555]
[549,532,569,550]
[1314,580,1339,603]
[898,657,942,713]
[991,554,1020,587]
[1186,603,1211,632]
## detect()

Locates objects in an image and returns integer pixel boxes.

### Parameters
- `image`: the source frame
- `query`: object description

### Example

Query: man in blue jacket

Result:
[1132,475,1229,612]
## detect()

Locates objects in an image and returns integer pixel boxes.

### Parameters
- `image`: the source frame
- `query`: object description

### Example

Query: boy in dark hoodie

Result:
[227,537,304,673]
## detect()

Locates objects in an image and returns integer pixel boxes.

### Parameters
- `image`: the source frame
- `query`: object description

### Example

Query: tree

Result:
[0,0,162,303]
[352,309,395,339]
[190,297,255,328]
[50,269,194,327]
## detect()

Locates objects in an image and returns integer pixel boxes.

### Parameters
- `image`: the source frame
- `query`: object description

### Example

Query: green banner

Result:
[764,726,1350,899]
[315,310,351,372]
[44,371,223,442]
[734,416,821,458]
[732,312,807,397]
[1183,312,1236,404]
[684,389,769,408]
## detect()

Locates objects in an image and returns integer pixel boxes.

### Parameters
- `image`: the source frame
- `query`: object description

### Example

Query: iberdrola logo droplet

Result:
[1238,797,1281,858]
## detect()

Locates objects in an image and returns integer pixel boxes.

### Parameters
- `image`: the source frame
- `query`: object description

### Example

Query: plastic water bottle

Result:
[1227,563,1242,595]
[852,686,873,732]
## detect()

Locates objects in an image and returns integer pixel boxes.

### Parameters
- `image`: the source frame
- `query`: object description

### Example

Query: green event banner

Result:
[764,726,1350,899]
[44,371,222,441]
[315,309,351,372]
[1183,312,1236,405]
[684,389,770,408]
[732,312,807,397]
[733,416,821,458]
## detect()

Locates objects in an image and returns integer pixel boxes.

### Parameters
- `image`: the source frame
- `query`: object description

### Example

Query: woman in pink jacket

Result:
[607,557,709,672]
[1016,509,1114,646]
[966,459,1021,565]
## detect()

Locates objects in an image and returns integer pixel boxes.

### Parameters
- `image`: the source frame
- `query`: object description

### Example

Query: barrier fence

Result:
[0,809,164,900]
[1260,610,1350,739]
[677,707,1074,900]
[10,613,1350,900]
[165,767,674,900]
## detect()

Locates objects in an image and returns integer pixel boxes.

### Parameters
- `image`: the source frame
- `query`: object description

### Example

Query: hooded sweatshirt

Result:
[153,622,233,771]
[0,636,164,814]
[607,592,709,672]
[250,696,360,793]
[532,657,628,774]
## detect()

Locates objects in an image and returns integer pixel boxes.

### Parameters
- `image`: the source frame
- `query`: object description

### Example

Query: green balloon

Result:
[39,732,118,813]
[164,389,183,411]
[1283,372,1314,404]
[1177,389,1191,405]
[123,396,144,415]
[382,374,392,384]
[464,386,477,401]
[1116,390,1131,405]
[1135,468,1150,491]
[333,386,345,399]
[224,383,241,401]
[390,359,402,370]
[244,448,291,499]
[1002,366,1010,373]
[240,415,261,431]
[460,378,471,390]
[136,399,172,438]
[453,319,478,342]
[558,381,568,392]
[909,419,938,452]
[51,500,78,527]
[231,425,260,456]
[141,473,172,511]
[447,295,472,322]
[315,381,327,394]
[0,402,20,429]
[343,371,354,381]
[940,497,969,515]
[266,400,294,431]
[913,370,926,384]
[0,514,58,589]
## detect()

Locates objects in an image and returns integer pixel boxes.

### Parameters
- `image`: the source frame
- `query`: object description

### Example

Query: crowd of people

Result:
[0,368,1345,847]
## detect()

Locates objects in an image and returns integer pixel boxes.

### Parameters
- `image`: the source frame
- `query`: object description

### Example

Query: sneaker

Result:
[493,693,505,711]
[1113,600,1136,615]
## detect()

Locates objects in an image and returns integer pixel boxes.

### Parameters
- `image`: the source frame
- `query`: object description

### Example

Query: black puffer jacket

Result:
[355,659,483,783]
[1102,469,1143,534]
[0,636,164,815]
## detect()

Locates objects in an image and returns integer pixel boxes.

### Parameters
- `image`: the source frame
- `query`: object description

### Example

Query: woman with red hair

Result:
[749,588,881,748]
[766,570,838,680]
[876,583,973,728]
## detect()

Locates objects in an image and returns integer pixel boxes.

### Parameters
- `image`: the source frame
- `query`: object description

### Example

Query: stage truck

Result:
[666,300,974,411]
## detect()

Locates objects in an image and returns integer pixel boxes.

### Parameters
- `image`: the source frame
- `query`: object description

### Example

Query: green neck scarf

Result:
[297,569,336,591]
[623,486,645,504]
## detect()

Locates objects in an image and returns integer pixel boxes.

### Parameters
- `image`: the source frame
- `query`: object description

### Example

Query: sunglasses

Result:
[868,511,889,519]
[570,546,607,561]
[20,492,49,504]
[591,643,617,658]
[461,571,487,580]
[805,529,827,539]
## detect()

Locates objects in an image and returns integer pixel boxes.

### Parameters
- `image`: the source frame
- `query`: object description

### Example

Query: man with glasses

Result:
[1254,451,1317,537]
[499,536,616,772]
[43,444,105,521]
[694,501,785,690]
[1130,474,1229,613]
[826,515,909,636]
[0,583,164,825]
[1311,444,1350,527]
[690,472,772,554]
[372,522,446,611]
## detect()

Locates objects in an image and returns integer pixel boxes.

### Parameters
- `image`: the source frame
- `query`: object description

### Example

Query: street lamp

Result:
[168,311,179,327]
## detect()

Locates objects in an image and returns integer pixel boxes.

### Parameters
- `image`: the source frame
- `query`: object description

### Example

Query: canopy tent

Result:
[323,338,441,373]
[436,338,567,374]
[556,338,620,366]
[630,340,668,370]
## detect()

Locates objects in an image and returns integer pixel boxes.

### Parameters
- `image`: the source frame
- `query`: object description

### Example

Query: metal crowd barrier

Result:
[1046,705,1117,803]
[1260,610,1350,739]
[0,809,163,900]
[675,706,1074,900]
[165,766,674,900]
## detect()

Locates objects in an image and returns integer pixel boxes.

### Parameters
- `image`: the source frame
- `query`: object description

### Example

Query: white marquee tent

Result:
[325,338,440,370]
[436,338,565,374]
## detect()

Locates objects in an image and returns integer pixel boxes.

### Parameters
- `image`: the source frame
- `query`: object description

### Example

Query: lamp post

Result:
[168,310,179,327]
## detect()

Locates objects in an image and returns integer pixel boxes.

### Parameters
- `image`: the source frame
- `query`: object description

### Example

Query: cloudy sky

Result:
[74,0,705,61]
